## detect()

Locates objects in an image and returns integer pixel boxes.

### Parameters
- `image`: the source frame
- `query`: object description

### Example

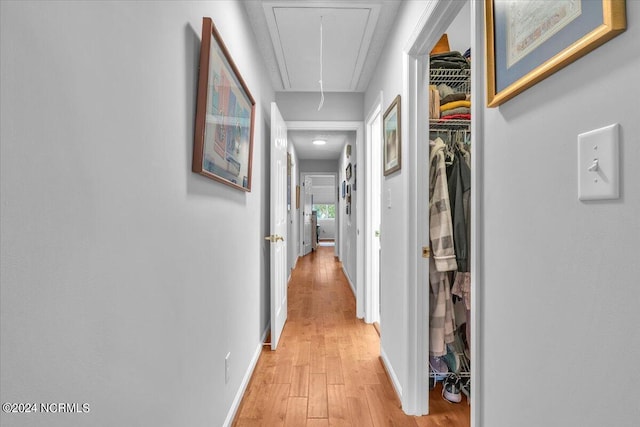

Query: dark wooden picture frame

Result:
[193,17,256,191]
[383,95,401,176]
[353,164,357,191]
[486,0,626,107]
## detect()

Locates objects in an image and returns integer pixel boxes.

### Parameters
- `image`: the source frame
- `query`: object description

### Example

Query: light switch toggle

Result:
[577,123,619,201]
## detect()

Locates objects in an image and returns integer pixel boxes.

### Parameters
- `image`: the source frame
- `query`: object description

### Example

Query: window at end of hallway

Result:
[313,204,335,219]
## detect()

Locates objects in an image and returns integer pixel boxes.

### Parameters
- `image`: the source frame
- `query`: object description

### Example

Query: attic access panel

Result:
[266,5,376,91]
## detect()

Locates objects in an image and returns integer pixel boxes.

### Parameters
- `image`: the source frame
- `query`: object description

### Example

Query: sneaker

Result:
[442,374,462,403]
[442,344,460,373]
[429,356,449,381]
[459,376,471,396]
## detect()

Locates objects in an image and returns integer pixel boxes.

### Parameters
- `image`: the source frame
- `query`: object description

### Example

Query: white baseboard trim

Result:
[288,257,300,283]
[223,322,270,427]
[380,345,403,400]
[342,264,356,298]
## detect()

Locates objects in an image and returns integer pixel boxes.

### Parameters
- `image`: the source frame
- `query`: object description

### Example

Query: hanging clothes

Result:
[446,149,471,272]
[429,137,457,357]
[458,138,472,271]
[429,259,455,357]
[429,85,440,119]
[429,137,457,272]
[450,135,472,361]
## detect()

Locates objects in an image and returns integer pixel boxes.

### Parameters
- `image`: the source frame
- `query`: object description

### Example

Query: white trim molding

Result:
[342,264,357,299]
[380,345,403,401]
[469,1,485,425]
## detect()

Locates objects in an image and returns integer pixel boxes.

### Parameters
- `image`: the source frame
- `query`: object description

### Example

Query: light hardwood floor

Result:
[233,246,470,426]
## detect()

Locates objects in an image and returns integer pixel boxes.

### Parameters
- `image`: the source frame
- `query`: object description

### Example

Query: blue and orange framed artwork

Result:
[486,0,626,107]
[193,17,256,191]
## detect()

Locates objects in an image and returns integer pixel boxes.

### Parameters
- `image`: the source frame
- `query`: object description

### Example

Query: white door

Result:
[302,176,313,255]
[365,97,383,325]
[268,103,288,350]
[371,111,382,325]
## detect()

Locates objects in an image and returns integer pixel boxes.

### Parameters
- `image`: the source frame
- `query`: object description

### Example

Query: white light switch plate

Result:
[578,123,619,201]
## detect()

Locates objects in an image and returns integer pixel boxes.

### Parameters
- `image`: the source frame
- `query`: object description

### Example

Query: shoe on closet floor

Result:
[442,374,462,403]
[429,356,449,382]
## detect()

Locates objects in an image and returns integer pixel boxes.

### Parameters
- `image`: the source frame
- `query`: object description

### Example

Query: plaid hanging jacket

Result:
[428,137,457,356]
[429,138,457,273]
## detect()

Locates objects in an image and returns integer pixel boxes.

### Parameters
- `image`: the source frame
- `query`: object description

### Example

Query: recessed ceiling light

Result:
[312,139,327,146]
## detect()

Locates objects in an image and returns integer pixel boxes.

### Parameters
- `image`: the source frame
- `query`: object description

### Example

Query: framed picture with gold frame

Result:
[486,0,626,107]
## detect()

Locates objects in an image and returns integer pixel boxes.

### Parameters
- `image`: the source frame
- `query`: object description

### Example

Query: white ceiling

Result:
[243,1,398,160]
[289,130,354,160]
[243,0,400,92]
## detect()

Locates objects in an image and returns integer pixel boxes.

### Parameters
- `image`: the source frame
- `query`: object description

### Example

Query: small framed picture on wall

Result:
[383,95,401,176]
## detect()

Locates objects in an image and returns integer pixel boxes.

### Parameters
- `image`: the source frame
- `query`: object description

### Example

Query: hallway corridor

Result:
[233,247,469,426]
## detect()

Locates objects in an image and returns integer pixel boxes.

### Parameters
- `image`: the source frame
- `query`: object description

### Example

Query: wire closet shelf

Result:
[430,68,471,130]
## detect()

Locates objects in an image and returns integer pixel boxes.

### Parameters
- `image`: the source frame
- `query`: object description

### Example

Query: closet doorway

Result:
[403,0,482,421]
[426,0,473,417]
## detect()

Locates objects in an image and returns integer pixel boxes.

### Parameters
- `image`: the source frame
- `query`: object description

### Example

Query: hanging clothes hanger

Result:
[445,130,456,165]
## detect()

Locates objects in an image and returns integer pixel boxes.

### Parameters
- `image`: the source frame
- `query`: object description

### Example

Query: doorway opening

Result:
[288,121,366,319]
[402,0,481,422]
[313,201,337,246]
[300,174,338,255]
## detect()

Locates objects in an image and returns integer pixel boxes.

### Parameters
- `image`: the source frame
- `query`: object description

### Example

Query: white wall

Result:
[317,219,336,240]
[0,2,273,426]
[311,190,335,204]
[276,92,364,121]
[287,144,300,275]
[366,2,640,423]
[310,176,336,204]
[363,0,430,403]
[478,2,640,426]
[299,159,339,174]
[338,137,358,292]
[443,0,470,54]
